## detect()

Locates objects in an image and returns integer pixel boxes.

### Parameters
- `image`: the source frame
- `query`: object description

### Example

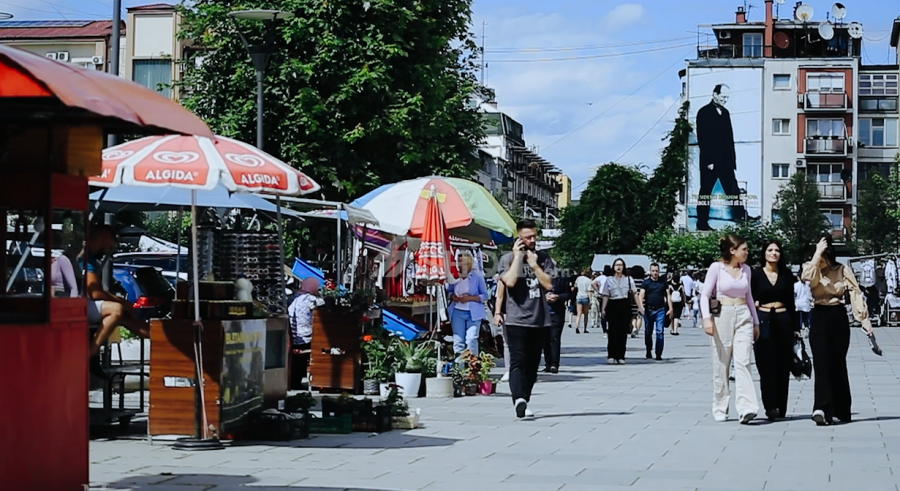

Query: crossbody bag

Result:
[708,264,722,316]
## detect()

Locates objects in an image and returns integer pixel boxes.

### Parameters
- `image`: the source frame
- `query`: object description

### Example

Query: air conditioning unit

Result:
[718,31,732,40]
[45,52,57,60]
[91,55,103,65]
[795,159,807,168]
[797,93,805,105]
[847,136,854,148]
[56,51,69,62]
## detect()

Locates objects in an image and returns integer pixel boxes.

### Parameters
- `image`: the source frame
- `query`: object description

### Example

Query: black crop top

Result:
[750,267,795,310]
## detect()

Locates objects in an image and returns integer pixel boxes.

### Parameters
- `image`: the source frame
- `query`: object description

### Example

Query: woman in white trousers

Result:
[700,234,761,424]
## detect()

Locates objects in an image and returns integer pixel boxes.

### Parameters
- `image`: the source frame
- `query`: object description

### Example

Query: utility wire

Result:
[488,43,694,63]
[541,52,690,152]
[486,37,695,53]
[37,0,106,18]
[612,98,680,165]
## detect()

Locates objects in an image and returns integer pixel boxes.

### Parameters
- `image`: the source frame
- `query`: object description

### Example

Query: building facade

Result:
[681,1,899,243]
[123,3,184,100]
[0,20,124,73]
[475,101,563,228]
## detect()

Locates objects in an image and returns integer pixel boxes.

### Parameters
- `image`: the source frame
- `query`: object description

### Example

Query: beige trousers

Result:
[710,304,759,419]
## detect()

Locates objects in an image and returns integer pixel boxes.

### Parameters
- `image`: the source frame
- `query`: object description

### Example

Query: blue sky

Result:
[3,0,896,197]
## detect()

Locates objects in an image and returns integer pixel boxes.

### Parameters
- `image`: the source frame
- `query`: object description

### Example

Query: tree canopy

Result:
[773,172,824,265]
[177,0,487,201]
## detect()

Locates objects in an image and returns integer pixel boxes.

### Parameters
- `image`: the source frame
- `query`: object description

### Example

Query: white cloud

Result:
[603,4,646,31]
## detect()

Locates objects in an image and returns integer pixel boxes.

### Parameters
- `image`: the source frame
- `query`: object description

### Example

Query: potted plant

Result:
[361,332,390,396]
[390,339,434,399]
[284,392,317,414]
[477,353,496,395]
[450,364,465,397]
[463,352,480,396]
[384,386,420,429]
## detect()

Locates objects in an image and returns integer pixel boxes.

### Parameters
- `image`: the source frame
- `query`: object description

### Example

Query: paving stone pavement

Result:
[90,320,900,491]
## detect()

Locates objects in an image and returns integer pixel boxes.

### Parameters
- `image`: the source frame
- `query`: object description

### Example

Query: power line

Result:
[37,0,106,18]
[486,37,695,53]
[488,43,694,63]
[541,52,690,152]
[612,98,680,165]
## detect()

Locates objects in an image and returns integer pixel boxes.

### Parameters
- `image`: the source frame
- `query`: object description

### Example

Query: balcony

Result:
[804,91,849,111]
[816,183,847,201]
[805,137,848,156]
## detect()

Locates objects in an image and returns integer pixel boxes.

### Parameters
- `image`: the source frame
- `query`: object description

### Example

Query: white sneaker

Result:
[740,412,756,424]
[514,398,527,418]
[501,371,510,382]
[607,358,616,364]
[713,413,728,422]
[524,408,535,419]
[812,409,827,426]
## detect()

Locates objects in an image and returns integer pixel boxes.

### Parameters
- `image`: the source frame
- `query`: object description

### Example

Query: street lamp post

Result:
[229,9,294,313]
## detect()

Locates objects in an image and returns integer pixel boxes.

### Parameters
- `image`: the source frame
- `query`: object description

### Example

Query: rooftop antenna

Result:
[480,21,487,86]
[775,0,785,20]
[831,3,847,25]
[847,21,863,39]
[818,22,835,41]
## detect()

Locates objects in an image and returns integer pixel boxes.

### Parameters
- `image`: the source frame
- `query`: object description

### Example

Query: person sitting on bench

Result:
[82,225,150,376]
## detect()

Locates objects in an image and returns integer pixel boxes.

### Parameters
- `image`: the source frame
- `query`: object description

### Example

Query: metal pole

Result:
[336,204,342,285]
[256,70,265,149]
[175,207,183,299]
[107,0,122,148]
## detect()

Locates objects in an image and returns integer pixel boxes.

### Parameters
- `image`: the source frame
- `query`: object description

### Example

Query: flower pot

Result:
[491,380,497,394]
[453,385,463,397]
[363,379,380,396]
[425,377,453,398]
[394,372,422,399]
[391,408,421,429]
[479,380,493,395]
[380,383,392,398]
[464,383,478,396]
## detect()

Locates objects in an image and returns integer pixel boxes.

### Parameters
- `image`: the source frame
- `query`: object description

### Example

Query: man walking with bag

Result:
[639,263,672,360]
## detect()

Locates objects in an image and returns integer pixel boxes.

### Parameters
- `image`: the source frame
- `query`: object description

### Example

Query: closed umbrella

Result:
[414,194,450,284]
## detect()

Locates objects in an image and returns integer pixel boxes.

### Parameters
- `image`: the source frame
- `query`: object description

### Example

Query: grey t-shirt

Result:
[497,251,558,328]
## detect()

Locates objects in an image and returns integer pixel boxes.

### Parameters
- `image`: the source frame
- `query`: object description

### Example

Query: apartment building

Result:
[681,1,899,244]
[476,101,564,228]
[123,3,184,100]
[0,20,124,73]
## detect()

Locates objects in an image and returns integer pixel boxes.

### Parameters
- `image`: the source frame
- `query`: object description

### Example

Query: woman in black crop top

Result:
[751,240,797,422]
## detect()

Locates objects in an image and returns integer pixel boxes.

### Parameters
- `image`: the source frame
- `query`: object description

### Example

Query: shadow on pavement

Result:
[104,474,399,490]
[536,374,592,383]
[534,411,632,420]
[231,433,459,449]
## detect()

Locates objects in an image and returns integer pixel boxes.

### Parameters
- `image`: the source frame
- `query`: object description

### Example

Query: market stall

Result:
[0,44,213,491]
[89,133,321,445]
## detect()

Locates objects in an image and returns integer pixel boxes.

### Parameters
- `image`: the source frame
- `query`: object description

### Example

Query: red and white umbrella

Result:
[91,134,320,195]
[414,195,450,284]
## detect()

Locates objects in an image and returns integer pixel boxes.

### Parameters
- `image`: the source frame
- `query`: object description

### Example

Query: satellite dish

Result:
[818,22,835,41]
[795,4,814,22]
[831,3,847,20]
[775,0,785,4]
[774,31,791,49]
[848,22,864,39]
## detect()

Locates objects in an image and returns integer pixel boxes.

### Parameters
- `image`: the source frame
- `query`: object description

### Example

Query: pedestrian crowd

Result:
[461,218,877,425]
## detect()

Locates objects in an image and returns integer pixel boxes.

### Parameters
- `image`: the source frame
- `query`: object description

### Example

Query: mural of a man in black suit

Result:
[695,84,744,230]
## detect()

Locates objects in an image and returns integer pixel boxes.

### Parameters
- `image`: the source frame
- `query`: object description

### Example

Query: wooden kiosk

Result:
[0,45,211,490]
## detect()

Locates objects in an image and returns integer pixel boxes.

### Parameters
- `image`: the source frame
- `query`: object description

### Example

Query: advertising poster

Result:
[686,66,762,231]
[220,319,266,433]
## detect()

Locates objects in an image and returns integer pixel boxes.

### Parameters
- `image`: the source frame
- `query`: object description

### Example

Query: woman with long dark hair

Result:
[802,235,874,425]
[751,240,796,421]
[601,258,638,365]
[668,271,685,336]
[700,234,760,423]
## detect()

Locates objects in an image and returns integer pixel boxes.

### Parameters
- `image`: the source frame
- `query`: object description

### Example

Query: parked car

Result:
[114,252,188,288]
[110,264,175,320]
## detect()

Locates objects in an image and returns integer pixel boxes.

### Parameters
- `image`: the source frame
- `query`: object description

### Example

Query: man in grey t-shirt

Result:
[497,219,557,419]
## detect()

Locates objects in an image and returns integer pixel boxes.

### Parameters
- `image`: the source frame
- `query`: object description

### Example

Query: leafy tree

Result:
[639,229,719,269]
[725,220,784,267]
[556,164,648,269]
[773,172,825,265]
[177,0,487,201]
[856,167,900,254]
[642,101,691,231]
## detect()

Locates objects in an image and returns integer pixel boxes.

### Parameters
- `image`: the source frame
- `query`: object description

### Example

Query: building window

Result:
[806,119,845,138]
[772,119,791,135]
[772,163,790,179]
[773,74,791,90]
[743,33,763,58]
[859,162,896,181]
[858,118,899,147]
[859,97,899,112]
[132,59,172,98]
[806,163,843,183]
[807,73,845,93]
[482,113,503,136]
[859,74,899,96]
[822,208,844,238]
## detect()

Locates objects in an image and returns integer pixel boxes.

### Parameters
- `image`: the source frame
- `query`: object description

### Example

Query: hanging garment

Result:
[860,259,876,288]
[885,259,897,294]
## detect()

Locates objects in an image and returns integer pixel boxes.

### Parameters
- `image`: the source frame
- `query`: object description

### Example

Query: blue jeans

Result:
[644,307,666,356]
[450,308,479,355]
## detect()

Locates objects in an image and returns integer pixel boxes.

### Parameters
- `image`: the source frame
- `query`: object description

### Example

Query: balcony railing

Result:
[805,91,849,111]
[805,137,848,156]
[816,183,847,201]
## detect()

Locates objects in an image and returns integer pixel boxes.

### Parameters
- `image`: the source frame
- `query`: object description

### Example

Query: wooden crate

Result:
[308,309,363,394]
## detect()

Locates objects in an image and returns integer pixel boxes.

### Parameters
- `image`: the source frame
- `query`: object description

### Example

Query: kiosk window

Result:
[2,208,48,322]
[51,210,86,298]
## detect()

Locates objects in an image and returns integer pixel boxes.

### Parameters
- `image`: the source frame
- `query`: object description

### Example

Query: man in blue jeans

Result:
[639,263,672,361]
